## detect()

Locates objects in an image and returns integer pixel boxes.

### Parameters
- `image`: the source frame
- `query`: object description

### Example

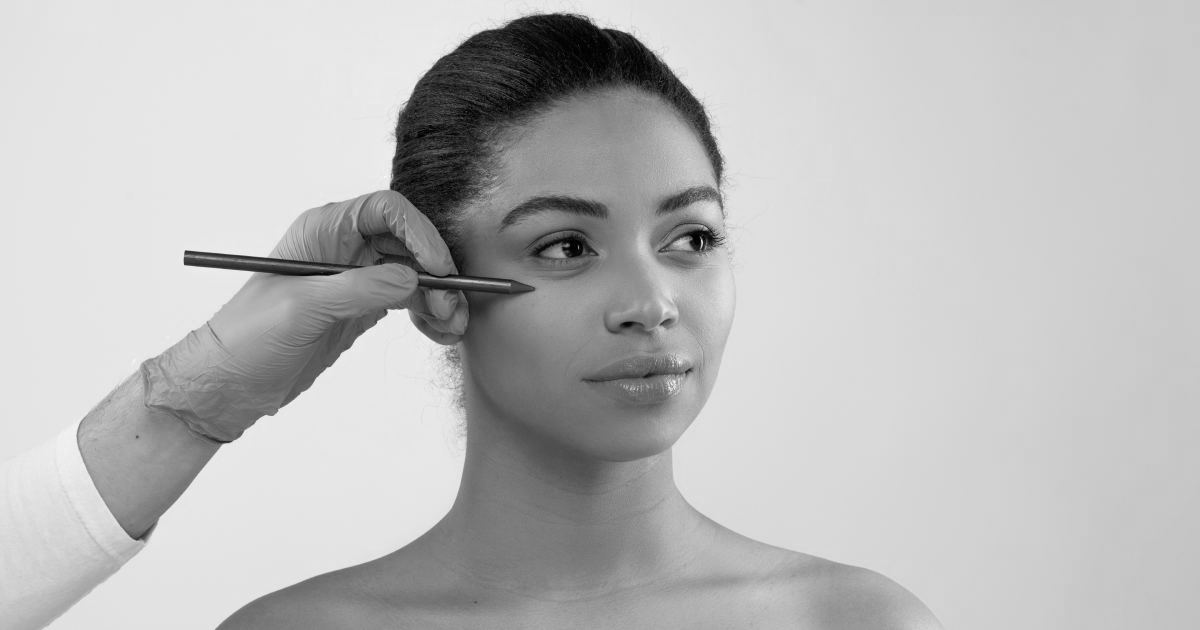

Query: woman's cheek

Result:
[492,287,576,359]
[681,265,735,346]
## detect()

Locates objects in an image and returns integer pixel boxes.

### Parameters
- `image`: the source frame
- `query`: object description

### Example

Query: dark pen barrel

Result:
[182,251,533,294]
[184,251,356,275]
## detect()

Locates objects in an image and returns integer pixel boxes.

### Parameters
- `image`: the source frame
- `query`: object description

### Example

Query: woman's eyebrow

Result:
[498,185,724,232]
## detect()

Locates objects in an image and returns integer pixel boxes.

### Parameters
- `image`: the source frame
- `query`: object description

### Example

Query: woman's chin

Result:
[555,408,697,463]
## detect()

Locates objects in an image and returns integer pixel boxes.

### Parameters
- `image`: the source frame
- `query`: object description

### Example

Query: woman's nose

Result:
[602,265,679,334]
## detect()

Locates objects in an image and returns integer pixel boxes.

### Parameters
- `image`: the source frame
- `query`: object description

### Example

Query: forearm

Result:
[78,371,221,539]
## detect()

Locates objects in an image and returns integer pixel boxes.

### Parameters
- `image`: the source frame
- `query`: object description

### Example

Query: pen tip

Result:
[510,280,535,293]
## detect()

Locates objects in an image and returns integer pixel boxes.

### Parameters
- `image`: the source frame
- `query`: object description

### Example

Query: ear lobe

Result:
[408,310,464,345]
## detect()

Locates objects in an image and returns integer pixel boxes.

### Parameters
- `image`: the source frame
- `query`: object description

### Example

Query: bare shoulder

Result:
[699,524,943,629]
[790,556,945,630]
[216,563,394,630]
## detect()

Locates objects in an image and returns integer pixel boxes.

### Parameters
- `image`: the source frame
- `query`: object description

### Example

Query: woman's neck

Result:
[421,412,715,601]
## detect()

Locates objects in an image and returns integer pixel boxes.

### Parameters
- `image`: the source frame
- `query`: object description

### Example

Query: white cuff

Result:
[0,420,151,629]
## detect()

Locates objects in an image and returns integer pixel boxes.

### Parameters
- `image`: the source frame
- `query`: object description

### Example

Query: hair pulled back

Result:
[390,12,724,268]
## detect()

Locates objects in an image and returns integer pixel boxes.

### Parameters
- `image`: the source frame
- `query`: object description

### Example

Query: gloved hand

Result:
[139,191,468,443]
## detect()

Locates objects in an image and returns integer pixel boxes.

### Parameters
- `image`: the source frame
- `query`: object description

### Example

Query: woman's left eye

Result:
[663,228,727,254]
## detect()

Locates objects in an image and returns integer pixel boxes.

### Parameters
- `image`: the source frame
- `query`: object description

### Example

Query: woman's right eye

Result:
[532,234,595,263]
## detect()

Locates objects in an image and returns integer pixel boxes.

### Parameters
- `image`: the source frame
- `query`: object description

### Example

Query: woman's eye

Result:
[664,228,727,254]
[533,235,594,261]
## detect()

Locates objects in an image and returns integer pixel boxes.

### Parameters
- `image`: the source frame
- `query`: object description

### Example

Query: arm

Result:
[0,374,218,630]
[0,191,466,629]
[80,189,468,536]
[77,371,221,540]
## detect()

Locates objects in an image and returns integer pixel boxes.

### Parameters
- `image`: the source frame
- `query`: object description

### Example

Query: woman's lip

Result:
[584,354,694,381]
[582,371,688,382]
[584,370,691,405]
[578,372,686,381]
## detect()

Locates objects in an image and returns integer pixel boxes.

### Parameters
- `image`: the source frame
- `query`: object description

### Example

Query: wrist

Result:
[78,373,221,539]
[140,323,273,443]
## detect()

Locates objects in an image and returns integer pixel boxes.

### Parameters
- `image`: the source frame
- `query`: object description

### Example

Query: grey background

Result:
[1,1,1196,628]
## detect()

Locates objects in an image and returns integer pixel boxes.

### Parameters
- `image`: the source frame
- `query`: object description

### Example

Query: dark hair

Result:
[392,13,726,431]
[389,12,724,269]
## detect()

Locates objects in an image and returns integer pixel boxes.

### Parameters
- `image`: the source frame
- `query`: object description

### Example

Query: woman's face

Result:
[456,88,735,462]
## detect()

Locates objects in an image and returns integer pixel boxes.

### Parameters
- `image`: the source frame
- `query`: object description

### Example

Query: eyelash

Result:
[531,227,728,265]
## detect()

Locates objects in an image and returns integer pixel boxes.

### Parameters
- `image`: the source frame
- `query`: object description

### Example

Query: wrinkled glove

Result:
[140,191,468,443]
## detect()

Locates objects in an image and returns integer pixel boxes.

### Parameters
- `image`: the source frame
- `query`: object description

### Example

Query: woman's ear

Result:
[408,310,465,345]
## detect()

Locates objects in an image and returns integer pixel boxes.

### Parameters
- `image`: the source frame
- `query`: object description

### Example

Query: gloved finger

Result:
[309,263,419,320]
[406,286,463,323]
[409,292,468,336]
[373,250,419,271]
[427,288,461,321]
[445,295,469,335]
[408,309,467,345]
[281,311,387,407]
[349,190,458,277]
[373,249,459,320]
[271,202,367,264]
[365,234,411,258]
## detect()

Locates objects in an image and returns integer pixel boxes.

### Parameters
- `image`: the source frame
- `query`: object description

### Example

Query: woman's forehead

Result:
[474,90,718,224]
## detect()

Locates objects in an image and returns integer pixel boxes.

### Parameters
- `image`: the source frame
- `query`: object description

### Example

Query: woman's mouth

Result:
[583,369,692,405]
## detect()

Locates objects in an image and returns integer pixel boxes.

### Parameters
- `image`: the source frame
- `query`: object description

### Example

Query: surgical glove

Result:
[139,191,468,443]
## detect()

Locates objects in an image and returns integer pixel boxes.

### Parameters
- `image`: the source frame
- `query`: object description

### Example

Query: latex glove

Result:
[139,191,468,443]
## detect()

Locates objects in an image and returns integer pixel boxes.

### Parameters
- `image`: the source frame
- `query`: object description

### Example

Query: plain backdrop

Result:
[2,1,1196,628]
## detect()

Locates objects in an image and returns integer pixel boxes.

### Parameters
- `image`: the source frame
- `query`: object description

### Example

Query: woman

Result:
[220,13,942,629]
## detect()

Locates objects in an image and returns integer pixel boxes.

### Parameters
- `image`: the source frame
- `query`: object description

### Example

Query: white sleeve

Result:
[0,420,149,630]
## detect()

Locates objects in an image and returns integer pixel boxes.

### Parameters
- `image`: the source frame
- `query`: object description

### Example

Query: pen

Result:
[183,250,534,294]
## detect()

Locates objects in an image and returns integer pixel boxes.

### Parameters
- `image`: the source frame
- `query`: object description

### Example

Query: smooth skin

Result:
[219,88,944,629]
[77,373,221,541]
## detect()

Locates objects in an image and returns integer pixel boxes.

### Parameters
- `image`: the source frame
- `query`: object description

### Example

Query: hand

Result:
[139,191,468,442]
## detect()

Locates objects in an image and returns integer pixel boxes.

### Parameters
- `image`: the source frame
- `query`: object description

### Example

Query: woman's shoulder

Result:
[216,575,366,630]
[790,557,944,629]
[705,527,943,629]
[766,551,942,630]
[216,557,408,630]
